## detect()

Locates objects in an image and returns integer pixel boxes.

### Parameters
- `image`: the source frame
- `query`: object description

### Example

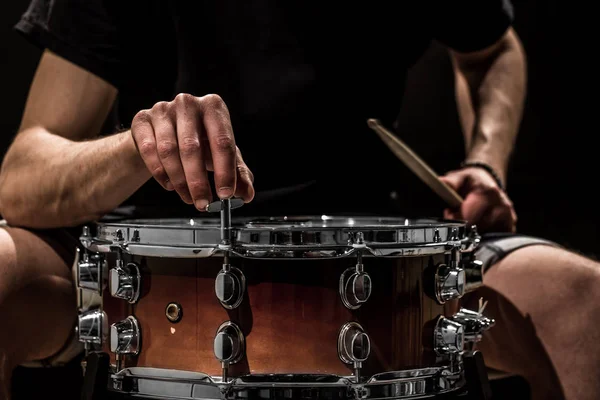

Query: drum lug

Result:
[77,308,108,349]
[340,233,372,310]
[77,248,107,295]
[214,321,245,382]
[110,316,141,356]
[432,316,465,356]
[215,264,246,309]
[109,260,142,304]
[435,246,466,304]
[338,322,371,383]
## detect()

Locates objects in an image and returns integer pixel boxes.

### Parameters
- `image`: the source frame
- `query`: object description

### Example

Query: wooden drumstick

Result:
[367,118,463,209]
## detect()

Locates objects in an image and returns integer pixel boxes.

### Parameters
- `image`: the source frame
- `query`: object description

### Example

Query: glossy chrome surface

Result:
[77,309,108,346]
[213,321,245,366]
[110,316,140,355]
[451,307,495,348]
[215,265,245,309]
[339,266,372,310]
[109,261,141,304]
[434,317,465,356]
[109,364,465,399]
[77,251,106,294]
[435,263,465,304]
[83,216,477,259]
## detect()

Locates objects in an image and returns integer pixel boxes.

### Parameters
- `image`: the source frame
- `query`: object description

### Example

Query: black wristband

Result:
[460,161,505,191]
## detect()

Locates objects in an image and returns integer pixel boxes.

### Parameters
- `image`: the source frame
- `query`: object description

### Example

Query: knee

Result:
[483,244,600,305]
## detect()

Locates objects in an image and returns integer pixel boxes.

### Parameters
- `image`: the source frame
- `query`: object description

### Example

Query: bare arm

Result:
[0,50,149,228]
[450,27,527,185]
[0,50,255,229]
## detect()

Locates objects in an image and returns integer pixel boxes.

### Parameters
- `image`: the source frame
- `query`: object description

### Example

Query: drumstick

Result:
[367,118,463,209]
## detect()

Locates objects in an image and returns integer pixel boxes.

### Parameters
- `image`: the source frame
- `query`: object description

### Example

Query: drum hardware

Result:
[107,365,465,399]
[165,302,183,323]
[340,232,372,310]
[434,228,441,242]
[450,300,495,352]
[110,316,141,355]
[110,315,141,371]
[433,316,465,357]
[77,308,108,350]
[210,198,247,309]
[215,265,246,309]
[108,258,141,304]
[213,321,246,383]
[337,322,371,384]
[431,245,466,305]
[77,251,107,294]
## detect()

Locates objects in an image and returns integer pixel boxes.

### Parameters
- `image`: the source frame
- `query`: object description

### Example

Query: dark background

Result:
[1,0,596,398]
[1,0,596,259]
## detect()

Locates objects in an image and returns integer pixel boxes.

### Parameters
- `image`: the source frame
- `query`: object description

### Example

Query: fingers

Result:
[131,110,172,190]
[174,94,212,209]
[132,93,254,209]
[152,105,193,204]
[199,94,237,199]
[439,170,469,193]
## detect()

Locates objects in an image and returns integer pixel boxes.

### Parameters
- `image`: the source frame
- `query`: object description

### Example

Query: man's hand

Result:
[439,167,517,233]
[131,93,255,210]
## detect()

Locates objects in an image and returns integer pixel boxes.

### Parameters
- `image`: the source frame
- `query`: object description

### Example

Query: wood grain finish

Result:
[103,253,449,377]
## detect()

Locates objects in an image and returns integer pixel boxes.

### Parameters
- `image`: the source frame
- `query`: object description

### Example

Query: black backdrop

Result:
[1,0,597,259]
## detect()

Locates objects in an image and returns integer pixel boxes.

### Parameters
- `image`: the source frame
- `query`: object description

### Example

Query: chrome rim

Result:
[82,216,477,259]
[109,364,465,399]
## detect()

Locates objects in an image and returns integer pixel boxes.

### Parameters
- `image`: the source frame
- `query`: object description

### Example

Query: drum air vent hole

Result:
[166,302,183,323]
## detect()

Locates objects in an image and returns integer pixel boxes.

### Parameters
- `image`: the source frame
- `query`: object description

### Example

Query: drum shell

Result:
[102,253,452,377]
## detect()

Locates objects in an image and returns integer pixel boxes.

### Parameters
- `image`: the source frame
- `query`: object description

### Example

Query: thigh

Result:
[0,226,72,303]
[466,245,600,399]
[0,227,77,384]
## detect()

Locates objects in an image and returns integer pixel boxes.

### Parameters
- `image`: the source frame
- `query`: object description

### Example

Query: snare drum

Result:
[76,205,493,399]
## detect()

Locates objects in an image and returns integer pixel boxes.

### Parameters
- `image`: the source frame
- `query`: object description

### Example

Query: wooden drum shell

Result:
[103,253,451,378]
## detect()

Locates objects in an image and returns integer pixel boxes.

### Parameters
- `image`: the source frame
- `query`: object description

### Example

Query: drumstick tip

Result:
[366,118,380,129]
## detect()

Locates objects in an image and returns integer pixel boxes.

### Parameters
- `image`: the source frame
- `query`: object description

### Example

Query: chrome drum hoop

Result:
[82,216,480,259]
[109,364,466,399]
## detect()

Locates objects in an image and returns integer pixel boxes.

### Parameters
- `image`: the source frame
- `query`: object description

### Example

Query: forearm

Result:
[453,29,527,184]
[0,128,150,228]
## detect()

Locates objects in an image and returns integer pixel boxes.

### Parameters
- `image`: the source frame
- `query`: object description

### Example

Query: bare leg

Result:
[466,245,600,400]
[0,227,77,399]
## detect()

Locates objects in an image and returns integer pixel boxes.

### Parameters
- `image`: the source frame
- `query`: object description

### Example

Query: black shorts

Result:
[476,232,560,272]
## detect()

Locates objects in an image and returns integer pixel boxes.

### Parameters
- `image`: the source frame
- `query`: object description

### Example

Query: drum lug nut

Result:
[77,248,107,295]
[215,265,246,309]
[214,321,245,382]
[340,242,372,310]
[434,246,466,304]
[77,308,108,348]
[110,316,141,356]
[338,322,371,383]
[109,261,141,304]
[435,262,465,304]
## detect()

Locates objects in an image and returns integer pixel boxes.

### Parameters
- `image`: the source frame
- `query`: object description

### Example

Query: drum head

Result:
[85,216,475,258]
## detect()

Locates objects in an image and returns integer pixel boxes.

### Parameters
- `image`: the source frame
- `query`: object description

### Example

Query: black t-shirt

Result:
[15,1,513,219]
